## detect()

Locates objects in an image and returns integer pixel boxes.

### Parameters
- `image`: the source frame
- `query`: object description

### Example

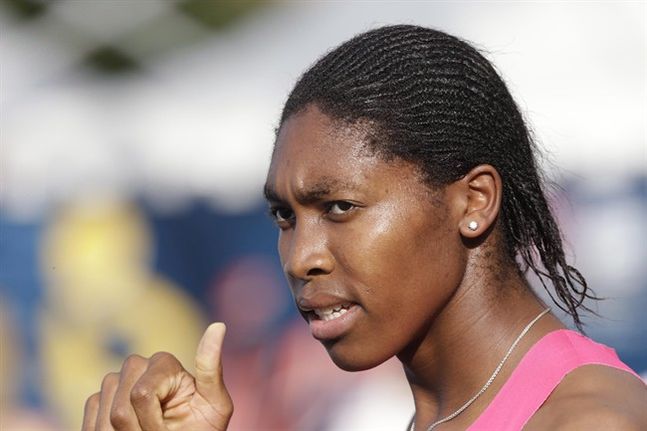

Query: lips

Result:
[297,294,360,340]
[309,304,360,340]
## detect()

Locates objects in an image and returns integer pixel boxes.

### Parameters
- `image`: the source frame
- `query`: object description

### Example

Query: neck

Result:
[398,264,565,430]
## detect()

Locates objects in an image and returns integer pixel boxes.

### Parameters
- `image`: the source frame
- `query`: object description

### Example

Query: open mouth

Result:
[311,303,351,322]
[304,302,360,340]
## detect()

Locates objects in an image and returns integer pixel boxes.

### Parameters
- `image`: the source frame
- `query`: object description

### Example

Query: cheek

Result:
[403,220,465,298]
[330,214,399,293]
[336,205,464,309]
[277,232,286,262]
[277,231,290,276]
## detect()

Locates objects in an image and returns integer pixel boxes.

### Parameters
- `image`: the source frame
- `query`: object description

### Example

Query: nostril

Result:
[307,268,327,277]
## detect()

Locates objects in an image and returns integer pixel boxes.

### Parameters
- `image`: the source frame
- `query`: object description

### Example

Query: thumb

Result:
[194,322,230,402]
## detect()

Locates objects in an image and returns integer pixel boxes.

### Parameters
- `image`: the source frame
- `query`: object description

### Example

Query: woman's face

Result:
[265,106,468,371]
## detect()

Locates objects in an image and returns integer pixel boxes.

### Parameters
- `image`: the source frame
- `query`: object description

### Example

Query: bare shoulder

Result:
[524,364,647,431]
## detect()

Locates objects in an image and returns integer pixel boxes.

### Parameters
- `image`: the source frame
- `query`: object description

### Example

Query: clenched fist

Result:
[82,323,233,431]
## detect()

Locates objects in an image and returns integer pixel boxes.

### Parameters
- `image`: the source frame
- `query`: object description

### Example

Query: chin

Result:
[323,341,390,372]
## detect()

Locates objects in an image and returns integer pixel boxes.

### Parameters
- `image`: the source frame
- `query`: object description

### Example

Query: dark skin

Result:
[81,323,233,431]
[83,104,646,430]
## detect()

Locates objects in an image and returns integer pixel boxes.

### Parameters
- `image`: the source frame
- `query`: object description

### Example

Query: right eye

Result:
[270,207,294,226]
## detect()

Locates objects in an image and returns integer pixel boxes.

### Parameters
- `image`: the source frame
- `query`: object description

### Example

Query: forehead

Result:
[264,105,440,211]
[266,106,384,192]
[272,106,375,171]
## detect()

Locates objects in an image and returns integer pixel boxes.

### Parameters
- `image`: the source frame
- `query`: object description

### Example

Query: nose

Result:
[282,220,334,282]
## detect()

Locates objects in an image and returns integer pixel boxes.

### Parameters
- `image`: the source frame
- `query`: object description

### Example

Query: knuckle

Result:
[109,405,131,428]
[122,353,146,371]
[130,384,153,405]
[101,372,120,390]
[84,392,100,412]
[149,351,174,364]
[149,351,183,373]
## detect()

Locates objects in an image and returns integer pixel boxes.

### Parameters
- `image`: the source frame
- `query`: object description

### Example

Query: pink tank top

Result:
[467,329,643,430]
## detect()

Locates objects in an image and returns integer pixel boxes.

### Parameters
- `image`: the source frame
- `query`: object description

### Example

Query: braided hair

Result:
[279,25,597,330]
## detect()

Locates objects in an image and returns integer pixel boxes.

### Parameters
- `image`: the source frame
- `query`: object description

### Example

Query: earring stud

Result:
[468,221,478,231]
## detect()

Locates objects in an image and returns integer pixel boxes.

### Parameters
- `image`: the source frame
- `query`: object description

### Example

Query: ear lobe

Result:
[458,164,502,238]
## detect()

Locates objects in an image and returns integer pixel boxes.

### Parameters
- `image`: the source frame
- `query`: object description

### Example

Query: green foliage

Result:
[83,46,140,74]
[1,0,47,20]
[177,0,265,30]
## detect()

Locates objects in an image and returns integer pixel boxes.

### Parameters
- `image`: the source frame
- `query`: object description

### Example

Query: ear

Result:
[456,164,502,239]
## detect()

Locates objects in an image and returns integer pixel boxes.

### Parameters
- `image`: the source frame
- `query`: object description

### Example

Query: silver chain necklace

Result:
[408,308,551,431]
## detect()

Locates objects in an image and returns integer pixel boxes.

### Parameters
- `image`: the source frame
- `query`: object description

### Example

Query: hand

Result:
[82,323,233,431]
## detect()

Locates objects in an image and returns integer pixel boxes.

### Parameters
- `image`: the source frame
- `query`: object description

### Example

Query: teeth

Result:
[314,304,350,321]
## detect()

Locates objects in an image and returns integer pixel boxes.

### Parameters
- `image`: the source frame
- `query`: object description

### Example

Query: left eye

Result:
[328,201,354,215]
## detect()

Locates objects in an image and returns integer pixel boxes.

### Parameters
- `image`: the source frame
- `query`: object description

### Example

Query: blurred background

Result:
[0,1,645,430]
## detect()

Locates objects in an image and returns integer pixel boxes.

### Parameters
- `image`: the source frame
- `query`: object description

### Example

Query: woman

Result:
[82,25,646,431]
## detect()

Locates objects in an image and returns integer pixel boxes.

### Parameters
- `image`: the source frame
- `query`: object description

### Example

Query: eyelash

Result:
[269,201,357,227]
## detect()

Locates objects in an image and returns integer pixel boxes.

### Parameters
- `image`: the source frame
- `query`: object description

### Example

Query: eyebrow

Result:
[264,177,356,205]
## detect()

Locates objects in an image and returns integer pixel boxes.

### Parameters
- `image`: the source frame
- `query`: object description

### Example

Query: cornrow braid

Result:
[279,25,597,330]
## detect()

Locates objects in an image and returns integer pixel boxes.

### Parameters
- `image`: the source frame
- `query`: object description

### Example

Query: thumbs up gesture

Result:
[82,323,233,431]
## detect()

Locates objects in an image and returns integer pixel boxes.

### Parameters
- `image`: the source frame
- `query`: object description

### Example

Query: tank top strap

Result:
[467,329,641,431]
